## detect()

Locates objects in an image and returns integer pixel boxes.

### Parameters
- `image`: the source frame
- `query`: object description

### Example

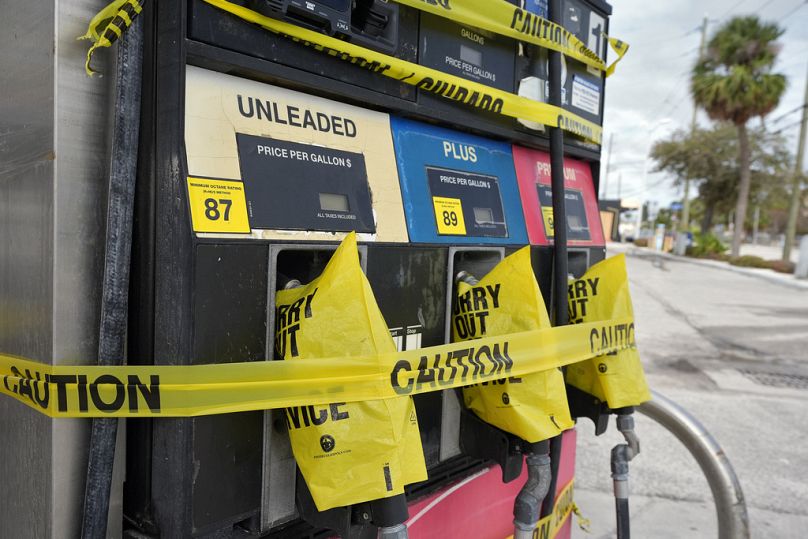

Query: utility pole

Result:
[680,15,710,235]
[602,133,614,199]
[783,61,808,262]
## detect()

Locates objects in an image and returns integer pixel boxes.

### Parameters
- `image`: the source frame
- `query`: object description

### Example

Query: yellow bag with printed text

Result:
[453,247,573,443]
[274,233,427,511]
[566,254,651,408]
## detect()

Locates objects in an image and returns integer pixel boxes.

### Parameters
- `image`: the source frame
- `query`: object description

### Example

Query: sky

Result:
[600,0,808,207]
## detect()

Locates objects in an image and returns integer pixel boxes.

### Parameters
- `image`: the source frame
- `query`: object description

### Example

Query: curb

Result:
[616,245,808,291]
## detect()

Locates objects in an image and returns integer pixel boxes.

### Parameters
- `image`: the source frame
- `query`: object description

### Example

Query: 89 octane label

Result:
[187,177,251,233]
[432,196,467,235]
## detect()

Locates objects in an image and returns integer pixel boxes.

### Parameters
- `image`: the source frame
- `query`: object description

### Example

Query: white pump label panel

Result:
[184,66,409,242]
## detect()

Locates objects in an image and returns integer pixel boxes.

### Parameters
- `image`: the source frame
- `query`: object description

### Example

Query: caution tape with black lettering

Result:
[391,0,628,76]
[79,0,146,76]
[80,0,617,144]
[200,0,605,144]
[0,316,636,417]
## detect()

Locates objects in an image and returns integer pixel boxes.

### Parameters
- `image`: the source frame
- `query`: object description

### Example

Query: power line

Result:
[776,52,808,71]
[675,46,699,59]
[661,92,692,120]
[773,118,804,134]
[619,175,674,198]
[777,0,808,21]
[719,0,751,19]
[629,27,700,48]
[754,0,779,15]
[771,103,808,124]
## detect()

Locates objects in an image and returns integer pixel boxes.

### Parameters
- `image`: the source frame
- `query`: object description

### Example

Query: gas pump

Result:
[134,0,624,536]
[388,117,559,536]
[511,143,611,538]
[0,0,641,537]
[513,148,640,436]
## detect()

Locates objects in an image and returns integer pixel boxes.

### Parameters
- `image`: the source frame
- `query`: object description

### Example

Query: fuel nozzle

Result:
[282,278,303,290]
[352,0,390,37]
[455,270,479,286]
[611,409,639,539]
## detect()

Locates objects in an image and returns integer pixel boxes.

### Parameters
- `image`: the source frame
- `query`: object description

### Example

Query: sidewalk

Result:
[607,242,808,291]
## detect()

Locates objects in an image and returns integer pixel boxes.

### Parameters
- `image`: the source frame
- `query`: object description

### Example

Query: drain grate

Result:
[737,369,808,390]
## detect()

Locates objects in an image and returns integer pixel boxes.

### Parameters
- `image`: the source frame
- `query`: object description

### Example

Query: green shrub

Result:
[686,233,727,258]
[700,252,730,262]
[728,255,768,268]
[766,259,796,274]
[633,238,649,247]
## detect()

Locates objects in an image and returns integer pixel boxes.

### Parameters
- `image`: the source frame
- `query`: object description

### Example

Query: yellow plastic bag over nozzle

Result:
[274,232,427,511]
[565,254,651,408]
[453,247,573,443]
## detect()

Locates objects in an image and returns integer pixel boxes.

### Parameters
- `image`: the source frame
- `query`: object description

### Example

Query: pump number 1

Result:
[432,196,467,235]
[187,177,251,233]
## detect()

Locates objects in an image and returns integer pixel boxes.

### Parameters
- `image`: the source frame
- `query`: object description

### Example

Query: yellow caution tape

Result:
[572,502,592,533]
[78,0,145,76]
[505,479,576,539]
[391,0,629,76]
[201,0,604,144]
[0,314,636,417]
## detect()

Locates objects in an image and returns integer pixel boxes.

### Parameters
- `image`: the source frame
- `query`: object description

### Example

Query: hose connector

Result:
[513,447,552,539]
[377,523,408,539]
[611,412,640,539]
[617,413,640,460]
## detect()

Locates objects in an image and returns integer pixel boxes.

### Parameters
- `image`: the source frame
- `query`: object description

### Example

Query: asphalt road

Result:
[570,244,808,539]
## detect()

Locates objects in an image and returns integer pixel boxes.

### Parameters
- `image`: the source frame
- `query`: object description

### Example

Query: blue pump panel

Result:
[391,117,528,245]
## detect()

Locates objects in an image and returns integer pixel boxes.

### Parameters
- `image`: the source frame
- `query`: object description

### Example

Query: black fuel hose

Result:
[541,0,569,522]
[616,497,631,539]
[80,14,144,539]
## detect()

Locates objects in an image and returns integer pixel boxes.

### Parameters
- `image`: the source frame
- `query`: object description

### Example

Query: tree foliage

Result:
[690,15,787,255]
[691,16,786,125]
[650,125,792,232]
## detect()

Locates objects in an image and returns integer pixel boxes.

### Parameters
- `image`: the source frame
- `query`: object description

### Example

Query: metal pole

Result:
[681,15,709,234]
[540,0,568,522]
[548,0,567,328]
[783,61,808,262]
[638,391,750,539]
[602,133,614,199]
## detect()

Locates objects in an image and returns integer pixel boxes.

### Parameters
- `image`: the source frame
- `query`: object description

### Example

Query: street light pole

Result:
[602,133,615,199]
[638,120,673,238]
[681,15,710,234]
[783,61,808,262]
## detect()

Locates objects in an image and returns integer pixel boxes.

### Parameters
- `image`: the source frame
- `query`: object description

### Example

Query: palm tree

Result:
[691,16,786,257]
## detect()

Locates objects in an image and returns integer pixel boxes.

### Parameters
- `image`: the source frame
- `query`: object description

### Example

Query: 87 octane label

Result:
[187,177,251,234]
